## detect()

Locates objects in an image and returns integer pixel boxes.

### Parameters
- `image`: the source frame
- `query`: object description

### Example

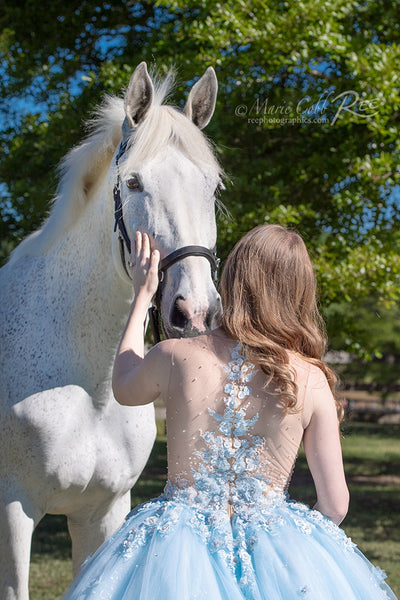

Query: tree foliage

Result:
[1,0,400,356]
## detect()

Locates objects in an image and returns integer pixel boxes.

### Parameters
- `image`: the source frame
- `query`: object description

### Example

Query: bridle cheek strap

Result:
[113,183,132,280]
[113,140,133,280]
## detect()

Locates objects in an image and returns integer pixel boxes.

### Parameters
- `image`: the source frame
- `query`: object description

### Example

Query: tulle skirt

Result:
[62,492,397,599]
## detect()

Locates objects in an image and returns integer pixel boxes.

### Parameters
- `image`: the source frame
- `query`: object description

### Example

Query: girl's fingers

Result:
[129,231,141,268]
[146,249,160,295]
[141,232,150,266]
[149,249,160,272]
[131,232,158,288]
[135,231,142,262]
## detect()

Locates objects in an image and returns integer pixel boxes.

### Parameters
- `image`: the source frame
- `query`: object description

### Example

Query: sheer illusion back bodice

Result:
[164,331,317,513]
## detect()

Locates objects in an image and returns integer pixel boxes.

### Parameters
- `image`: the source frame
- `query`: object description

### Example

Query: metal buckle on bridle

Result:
[112,140,221,343]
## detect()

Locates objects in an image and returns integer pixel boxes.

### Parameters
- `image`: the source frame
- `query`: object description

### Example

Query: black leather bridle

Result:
[113,140,220,342]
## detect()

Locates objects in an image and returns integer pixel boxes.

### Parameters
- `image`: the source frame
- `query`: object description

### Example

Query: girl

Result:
[63,225,397,599]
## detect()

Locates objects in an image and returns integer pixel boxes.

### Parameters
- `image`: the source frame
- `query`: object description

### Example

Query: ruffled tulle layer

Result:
[63,494,397,600]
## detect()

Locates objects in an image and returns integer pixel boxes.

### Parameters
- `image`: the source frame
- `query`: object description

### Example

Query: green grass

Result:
[341,422,400,593]
[29,421,400,599]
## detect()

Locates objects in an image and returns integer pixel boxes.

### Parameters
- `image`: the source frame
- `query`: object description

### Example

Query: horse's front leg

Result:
[0,479,43,600]
[67,491,131,576]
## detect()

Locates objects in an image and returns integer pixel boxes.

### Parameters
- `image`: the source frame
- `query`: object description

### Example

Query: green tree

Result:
[327,298,400,387]
[1,0,400,356]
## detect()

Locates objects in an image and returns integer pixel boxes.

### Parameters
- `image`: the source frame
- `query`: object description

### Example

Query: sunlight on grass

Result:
[29,557,73,599]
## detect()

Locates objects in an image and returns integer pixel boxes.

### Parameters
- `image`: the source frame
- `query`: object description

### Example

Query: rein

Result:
[113,141,220,343]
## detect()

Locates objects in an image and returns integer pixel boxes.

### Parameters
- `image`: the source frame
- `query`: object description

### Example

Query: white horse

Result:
[0,62,223,600]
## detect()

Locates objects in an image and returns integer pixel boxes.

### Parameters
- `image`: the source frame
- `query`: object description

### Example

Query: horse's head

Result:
[112,62,224,339]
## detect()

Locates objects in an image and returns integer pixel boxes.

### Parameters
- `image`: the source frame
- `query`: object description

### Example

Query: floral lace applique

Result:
[187,343,285,509]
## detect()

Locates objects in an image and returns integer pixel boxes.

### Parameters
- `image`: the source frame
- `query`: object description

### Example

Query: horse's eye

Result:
[126,176,143,192]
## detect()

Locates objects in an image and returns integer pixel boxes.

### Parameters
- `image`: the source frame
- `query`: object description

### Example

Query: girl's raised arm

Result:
[112,232,171,406]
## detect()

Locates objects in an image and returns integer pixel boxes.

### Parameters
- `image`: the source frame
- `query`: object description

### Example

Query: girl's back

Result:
[164,331,324,511]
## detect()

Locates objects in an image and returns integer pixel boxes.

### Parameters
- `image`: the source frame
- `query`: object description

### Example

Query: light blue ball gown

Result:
[63,337,398,600]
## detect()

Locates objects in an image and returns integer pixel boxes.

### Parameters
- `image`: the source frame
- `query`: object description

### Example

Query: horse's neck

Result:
[48,188,133,389]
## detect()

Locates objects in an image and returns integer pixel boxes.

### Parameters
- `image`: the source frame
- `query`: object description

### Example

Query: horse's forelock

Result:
[151,67,176,107]
[120,104,222,180]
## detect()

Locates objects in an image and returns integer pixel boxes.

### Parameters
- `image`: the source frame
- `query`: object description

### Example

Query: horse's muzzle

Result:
[166,294,222,338]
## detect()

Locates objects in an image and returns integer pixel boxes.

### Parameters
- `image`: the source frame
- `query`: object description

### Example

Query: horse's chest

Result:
[4,385,156,510]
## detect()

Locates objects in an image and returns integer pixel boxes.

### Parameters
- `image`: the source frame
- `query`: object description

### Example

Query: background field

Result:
[29,420,400,599]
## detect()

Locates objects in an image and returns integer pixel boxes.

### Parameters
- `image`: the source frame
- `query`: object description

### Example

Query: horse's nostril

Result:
[170,297,189,330]
[205,309,213,329]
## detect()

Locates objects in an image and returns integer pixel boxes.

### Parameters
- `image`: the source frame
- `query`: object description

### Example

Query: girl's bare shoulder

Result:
[289,353,329,389]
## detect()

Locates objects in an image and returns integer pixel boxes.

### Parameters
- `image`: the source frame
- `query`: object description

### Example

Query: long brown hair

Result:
[219,225,343,420]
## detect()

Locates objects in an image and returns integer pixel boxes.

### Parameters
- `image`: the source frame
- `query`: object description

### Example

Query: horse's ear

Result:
[122,62,154,135]
[184,66,218,129]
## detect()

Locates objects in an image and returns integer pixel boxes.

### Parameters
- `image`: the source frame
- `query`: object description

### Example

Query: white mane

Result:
[9,96,124,262]
[9,71,222,263]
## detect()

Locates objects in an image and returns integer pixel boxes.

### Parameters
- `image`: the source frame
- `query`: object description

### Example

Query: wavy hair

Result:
[219,224,343,421]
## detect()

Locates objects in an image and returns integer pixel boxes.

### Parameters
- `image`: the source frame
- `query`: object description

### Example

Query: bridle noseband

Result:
[113,140,220,343]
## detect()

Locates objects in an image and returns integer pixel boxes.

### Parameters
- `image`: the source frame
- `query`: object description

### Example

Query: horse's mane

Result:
[9,70,222,263]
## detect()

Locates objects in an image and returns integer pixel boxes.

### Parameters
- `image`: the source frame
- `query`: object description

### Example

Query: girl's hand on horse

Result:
[131,231,160,299]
